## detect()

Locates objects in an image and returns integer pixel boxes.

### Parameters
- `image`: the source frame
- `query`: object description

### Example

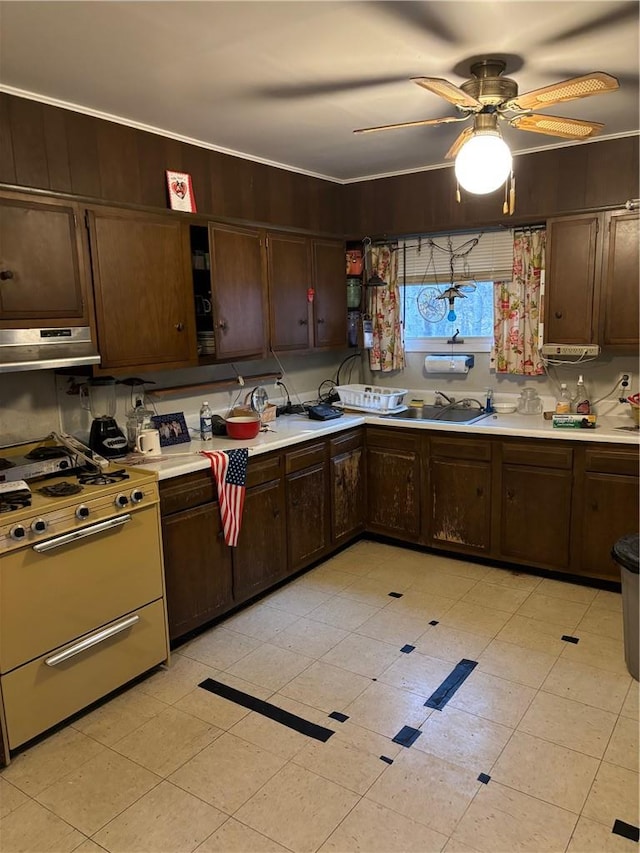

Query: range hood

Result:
[0,327,101,374]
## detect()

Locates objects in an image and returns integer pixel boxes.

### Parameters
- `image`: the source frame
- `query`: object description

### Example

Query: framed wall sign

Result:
[151,412,191,447]
[166,170,197,212]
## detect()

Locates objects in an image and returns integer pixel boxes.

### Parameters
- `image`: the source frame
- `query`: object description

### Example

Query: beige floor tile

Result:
[36,750,160,836]
[386,589,457,621]
[461,581,531,614]
[366,748,480,836]
[582,761,640,828]
[329,719,403,761]
[379,650,453,697]
[560,630,629,675]
[567,815,638,852]
[481,566,542,591]
[542,658,631,714]
[112,705,221,776]
[408,570,479,600]
[516,593,589,630]
[440,601,511,637]
[342,680,431,738]
[268,693,338,726]
[93,780,226,852]
[321,633,400,678]
[364,561,423,590]
[264,585,331,616]
[338,576,401,607]
[518,691,617,758]
[235,763,359,853]
[490,730,599,813]
[535,578,598,605]
[169,731,286,814]
[621,680,639,720]
[225,642,313,691]
[307,595,381,630]
[477,639,557,688]
[449,670,536,727]
[72,688,167,747]
[268,616,349,658]
[415,706,512,771]
[323,549,381,576]
[319,797,448,852]
[223,603,300,641]
[279,660,371,712]
[0,798,85,853]
[178,626,261,669]
[428,557,492,581]
[495,614,567,657]
[293,733,386,794]
[174,685,251,730]
[576,605,624,642]
[295,566,363,593]
[1,727,105,796]
[195,817,290,852]
[72,839,108,852]
[592,589,623,612]
[137,654,218,705]
[443,839,482,852]
[414,624,492,663]
[229,710,311,760]
[0,778,28,819]
[604,715,640,772]
[451,781,578,853]
[355,608,429,646]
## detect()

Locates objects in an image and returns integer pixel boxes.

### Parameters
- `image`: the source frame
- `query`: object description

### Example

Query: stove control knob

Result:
[31,518,48,534]
[114,494,129,509]
[76,505,90,520]
[130,488,144,504]
[10,524,26,541]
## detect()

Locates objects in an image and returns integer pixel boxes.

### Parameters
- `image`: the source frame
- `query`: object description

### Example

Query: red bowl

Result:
[225,416,261,440]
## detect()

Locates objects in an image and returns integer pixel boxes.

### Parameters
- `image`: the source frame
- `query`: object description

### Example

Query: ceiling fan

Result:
[353,58,620,156]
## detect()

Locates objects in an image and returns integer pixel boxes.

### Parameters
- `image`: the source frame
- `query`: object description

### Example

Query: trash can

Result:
[612,534,639,681]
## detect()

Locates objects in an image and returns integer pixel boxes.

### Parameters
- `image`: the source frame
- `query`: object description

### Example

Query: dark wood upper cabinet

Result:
[87,207,197,372]
[267,232,312,350]
[208,222,267,360]
[0,191,89,326]
[599,210,639,350]
[312,238,347,348]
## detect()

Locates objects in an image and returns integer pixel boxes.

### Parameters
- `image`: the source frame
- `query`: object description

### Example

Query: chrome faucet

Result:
[434,391,453,406]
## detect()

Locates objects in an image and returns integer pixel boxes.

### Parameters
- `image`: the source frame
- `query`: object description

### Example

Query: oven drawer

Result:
[2,599,168,749]
[0,504,164,672]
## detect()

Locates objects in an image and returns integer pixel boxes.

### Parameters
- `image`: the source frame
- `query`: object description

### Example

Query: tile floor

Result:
[1,541,638,853]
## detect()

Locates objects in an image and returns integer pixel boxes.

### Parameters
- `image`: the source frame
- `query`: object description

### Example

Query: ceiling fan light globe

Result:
[454,133,512,194]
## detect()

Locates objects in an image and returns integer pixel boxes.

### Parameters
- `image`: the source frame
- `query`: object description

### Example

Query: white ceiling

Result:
[1,1,638,182]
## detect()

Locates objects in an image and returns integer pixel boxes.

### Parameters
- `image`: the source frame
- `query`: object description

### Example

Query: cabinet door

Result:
[501,465,573,570]
[162,502,233,641]
[578,472,639,581]
[233,479,286,603]
[545,214,600,345]
[366,447,420,539]
[429,458,491,554]
[600,210,639,349]
[267,233,312,350]
[312,239,347,348]
[0,194,88,324]
[331,447,364,544]
[209,223,267,360]
[287,464,330,571]
[87,208,196,371]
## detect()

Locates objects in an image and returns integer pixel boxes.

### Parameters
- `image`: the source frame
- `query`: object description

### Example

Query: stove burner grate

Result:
[78,469,130,486]
[39,482,84,498]
[25,445,72,461]
[0,494,32,513]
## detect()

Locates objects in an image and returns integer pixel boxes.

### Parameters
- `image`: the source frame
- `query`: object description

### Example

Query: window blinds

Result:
[397,229,513,284]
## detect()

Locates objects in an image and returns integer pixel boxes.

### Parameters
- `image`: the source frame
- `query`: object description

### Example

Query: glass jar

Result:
[346,278,362,309]
[126,402,154,449]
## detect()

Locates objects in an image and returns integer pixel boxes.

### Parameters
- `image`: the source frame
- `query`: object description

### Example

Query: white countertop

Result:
[133,410,639,481]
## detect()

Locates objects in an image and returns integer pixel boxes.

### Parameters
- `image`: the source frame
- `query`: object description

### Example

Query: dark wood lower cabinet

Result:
[579,472,639,580]
[365,429,420,540]
[286,464,330,571]
[233,478,286,603]
[331,442,364,544]
[430,458,492,553]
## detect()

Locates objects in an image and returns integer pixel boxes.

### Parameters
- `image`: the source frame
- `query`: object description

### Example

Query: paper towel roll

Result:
[424,355,472,374]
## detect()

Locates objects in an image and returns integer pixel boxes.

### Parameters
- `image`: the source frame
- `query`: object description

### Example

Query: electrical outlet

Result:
[619,373,633,394]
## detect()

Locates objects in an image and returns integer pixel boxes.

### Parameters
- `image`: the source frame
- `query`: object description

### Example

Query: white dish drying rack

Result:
[335,385,408,413]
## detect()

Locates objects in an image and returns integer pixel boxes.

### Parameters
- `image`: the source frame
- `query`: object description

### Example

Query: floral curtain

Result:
[492,228,546,375]
[368,244,405,372]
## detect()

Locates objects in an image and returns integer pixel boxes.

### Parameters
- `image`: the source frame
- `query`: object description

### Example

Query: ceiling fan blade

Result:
[510,113,605,139]
[505,72,619,111]
[353,115,468,135]
[371,1,459,45]
[538,3,639,46]
[445,127,475,159]
[412,77,482,109]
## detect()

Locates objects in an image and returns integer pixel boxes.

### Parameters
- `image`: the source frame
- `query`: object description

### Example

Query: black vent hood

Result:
[0,328,100,374]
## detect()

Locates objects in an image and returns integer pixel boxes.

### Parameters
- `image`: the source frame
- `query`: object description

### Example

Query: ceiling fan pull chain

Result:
[456,181,461,204]
[509,172,516,216]
[503,181,509,215]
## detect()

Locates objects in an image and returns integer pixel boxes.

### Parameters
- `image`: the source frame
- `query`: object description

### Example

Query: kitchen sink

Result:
[383,404,489,425]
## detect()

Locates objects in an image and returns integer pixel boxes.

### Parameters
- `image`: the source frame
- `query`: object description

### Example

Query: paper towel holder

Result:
[424,354,475,373]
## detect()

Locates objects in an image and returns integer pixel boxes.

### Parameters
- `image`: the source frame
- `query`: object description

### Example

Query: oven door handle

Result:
[45,615,140,667]
[32,514,132,553]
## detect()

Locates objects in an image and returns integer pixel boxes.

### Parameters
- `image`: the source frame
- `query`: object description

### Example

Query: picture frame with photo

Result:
[165,170,197,212]
[151,412,191,447]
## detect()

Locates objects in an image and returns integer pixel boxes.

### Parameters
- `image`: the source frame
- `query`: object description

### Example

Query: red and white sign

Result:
[166,170,197,212]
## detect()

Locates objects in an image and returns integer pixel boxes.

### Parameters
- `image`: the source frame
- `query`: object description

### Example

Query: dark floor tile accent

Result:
[612,819,640,842]
[477,773,491,784]
[380,755,394,765]
[429,620,439,626]
[392,725,422,748]
[400,644,415,654]
[199,679,334,742]
[328,711,349,723]
[425,659,478,710]
[561,635,580,644]
[388,592,403,598]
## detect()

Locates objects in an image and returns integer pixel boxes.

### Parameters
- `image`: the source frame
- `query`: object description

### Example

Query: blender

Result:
[80,377,128,458]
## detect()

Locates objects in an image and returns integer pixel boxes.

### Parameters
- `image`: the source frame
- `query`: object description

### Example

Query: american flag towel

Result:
[201,449,248,546]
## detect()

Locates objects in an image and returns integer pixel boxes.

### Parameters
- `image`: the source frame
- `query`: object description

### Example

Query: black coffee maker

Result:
[81,378,128,458]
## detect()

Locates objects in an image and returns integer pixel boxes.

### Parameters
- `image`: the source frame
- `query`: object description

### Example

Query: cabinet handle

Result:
[45,615,139,666]
[554,311,563,319]
[506,489,515,501]
[218,320,228,331]
[299,318,308,326]
[273,508,280,518]
[317,318,325,324]
[476,487,484,497]
[591,501,599,511]
[0,270,14,281]
[175,322,184,332]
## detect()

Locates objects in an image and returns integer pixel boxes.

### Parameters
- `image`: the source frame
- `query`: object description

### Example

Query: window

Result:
[398,230,513,352]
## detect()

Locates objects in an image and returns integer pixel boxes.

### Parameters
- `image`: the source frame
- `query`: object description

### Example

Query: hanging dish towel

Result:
[200,449,248,546]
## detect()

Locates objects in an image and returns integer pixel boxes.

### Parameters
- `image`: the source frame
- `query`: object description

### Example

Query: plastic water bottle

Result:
[199,401,213,441]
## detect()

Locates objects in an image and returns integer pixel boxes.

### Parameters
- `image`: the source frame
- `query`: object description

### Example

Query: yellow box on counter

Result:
[552,414,597,429]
